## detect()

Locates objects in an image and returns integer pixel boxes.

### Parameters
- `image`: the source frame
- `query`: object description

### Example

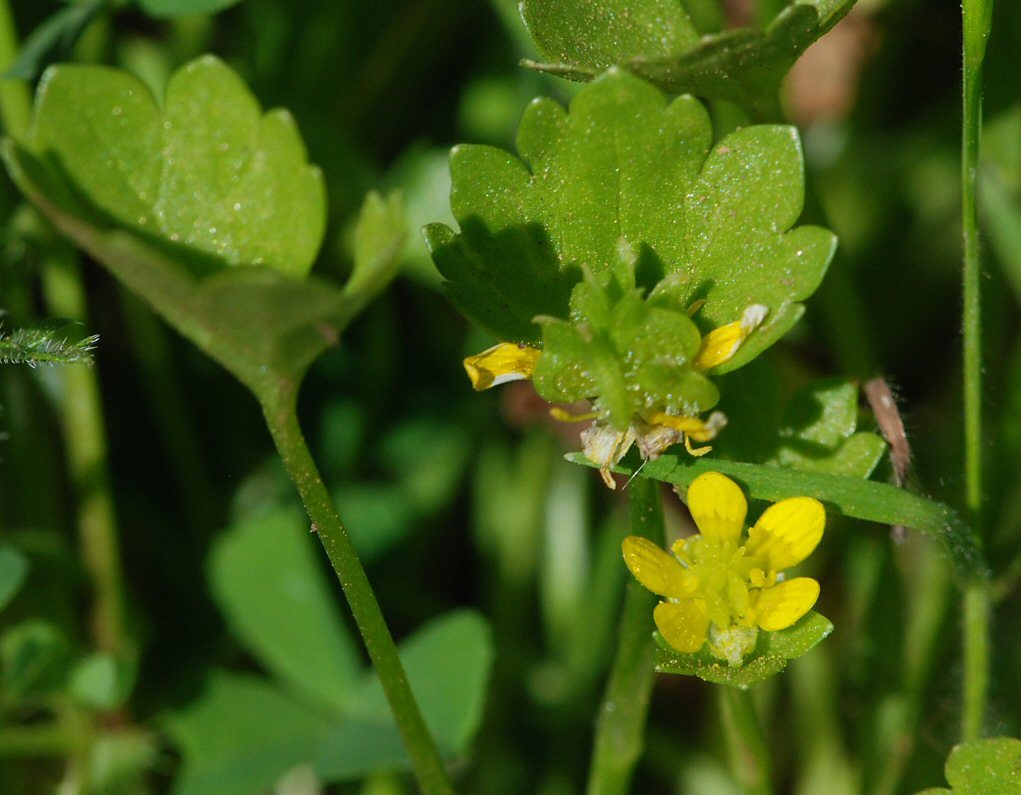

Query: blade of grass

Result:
[961,0,993,743]
[566,454,987,584]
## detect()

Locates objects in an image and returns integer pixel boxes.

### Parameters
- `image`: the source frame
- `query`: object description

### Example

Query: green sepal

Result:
[532,271,717,429]
[653,610,833,689]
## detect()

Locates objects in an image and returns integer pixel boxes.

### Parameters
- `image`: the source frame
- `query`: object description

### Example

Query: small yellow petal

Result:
[747,497,825,571]
[754,577,819,631]
[622,536,690,598]
[654,600,711,654]
[693,304,768,371]
[463,343,541,391]
[686,472,747,545]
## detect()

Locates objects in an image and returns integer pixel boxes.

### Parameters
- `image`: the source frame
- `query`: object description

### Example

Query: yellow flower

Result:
[622,472,824,667]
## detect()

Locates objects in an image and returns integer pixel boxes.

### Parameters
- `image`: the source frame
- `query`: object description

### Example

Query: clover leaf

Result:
[426,68,834,373]
[521,0,858,120]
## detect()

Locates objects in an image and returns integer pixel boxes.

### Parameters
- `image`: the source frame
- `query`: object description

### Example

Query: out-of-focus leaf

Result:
[342,191,406,318]
[0,544,29,611]
[70,653,136,710]
[136,0,248,19]
[654,611,833,688]
[168,612,494,792]
[426,68,833,366]
[376,417,473,514]
[164,672,334,795]
[3,0,108,81]
[916,736,1021,794]
[981,163,1021,304]
[30,55,325,277]
[569,456,986,583]
[321,611,493,770]
[331,484,417,564]
[522,0,858,119]
[0,620,72,698]
[768,378,886,478]
[208,509,362,711]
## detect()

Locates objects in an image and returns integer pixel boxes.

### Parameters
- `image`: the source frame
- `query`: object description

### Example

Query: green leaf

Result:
[167,612,494,793]
[69,653,137,710]
[342,191,407,319]
[917,737,1021,794]
[339,610,494,758]
[427,69,833,365]
[520,0,699,73]
[3,151,357,405]
[3,0,108,81]
[136,0,248,19]
[769,378,887,478]
[522,0,858,119]
[208,508,363,711]
[30,55,325,278]
[654,611,833,688]
[0,544,29,611]
[568,455,986,584]
[0,620,73,698]
[164,672,335,795]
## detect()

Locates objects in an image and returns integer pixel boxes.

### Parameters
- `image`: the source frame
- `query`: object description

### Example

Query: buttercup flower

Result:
[463,292,767,488]
[622,472,824,667]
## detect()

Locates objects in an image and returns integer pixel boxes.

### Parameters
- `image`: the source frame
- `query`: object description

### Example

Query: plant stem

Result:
[0,0,30,138]
[586,477,662,795]
[262,391,454,795]
[42,249,130,658]
[961,0,994,743]
[720,687,773,795]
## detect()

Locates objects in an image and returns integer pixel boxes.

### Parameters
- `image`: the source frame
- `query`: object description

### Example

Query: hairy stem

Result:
[586,477,662,795]
[960,0,993,743]
[262,390,454,795]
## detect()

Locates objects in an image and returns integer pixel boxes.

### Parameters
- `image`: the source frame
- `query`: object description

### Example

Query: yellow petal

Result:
[654,600,711,654]
[693,304,768,371]
[686,472,747,545]
[622,536,691,598]
[747,497,825,571]
[754,577,819,631]
[463,343,541,391]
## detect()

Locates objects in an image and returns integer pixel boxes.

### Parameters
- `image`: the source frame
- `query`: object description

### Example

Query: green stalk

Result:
[42,251,130,658]
[720,687,773,795]
[261,390,454,795]
[586,476,662,795]
[961,0,993,743]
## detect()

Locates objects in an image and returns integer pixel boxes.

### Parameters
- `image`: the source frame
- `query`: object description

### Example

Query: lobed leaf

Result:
[522,0,859,119]
[0,545,29,611]
[427,68,833,360]
[30,55,325,278]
